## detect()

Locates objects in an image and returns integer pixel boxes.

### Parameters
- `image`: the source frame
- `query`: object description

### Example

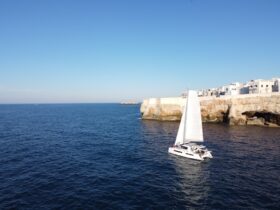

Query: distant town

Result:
[191,78,280,97]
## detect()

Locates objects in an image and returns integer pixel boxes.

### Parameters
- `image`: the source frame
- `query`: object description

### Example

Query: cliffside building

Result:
[207,88,219,96]
[219,82,244,96]
[272,78,280,92]
[195,77,279,97]
[248,79,274,94]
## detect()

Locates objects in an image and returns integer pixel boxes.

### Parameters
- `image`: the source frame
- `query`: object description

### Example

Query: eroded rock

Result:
[141,93,280,127]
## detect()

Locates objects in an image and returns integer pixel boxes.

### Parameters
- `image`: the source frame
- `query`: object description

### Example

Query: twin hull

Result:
[168,146,212,161]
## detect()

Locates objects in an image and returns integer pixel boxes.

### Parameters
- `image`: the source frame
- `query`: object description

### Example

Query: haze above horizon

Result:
[0,0,279,103]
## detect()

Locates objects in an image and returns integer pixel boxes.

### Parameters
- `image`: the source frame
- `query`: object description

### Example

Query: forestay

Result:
[175,100,187,145]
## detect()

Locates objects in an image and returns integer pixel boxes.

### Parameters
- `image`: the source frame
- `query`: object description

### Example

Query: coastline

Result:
[140,92,280,127]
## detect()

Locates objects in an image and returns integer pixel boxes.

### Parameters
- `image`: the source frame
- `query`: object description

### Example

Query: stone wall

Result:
[140,93,280,127]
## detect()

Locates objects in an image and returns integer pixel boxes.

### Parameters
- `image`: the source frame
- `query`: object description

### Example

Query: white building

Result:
[197,90,204,97]
[272,78,280,92]
[248,79,274,94]
[219,82,244,96]
[239,84,250,94]
[195,77,279,97]
[206,88,219,96]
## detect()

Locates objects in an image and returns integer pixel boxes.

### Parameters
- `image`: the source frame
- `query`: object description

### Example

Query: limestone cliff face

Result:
[141,93,280,127]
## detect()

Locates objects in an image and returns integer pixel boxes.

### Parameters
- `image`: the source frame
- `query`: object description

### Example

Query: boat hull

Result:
[168,146,212,161]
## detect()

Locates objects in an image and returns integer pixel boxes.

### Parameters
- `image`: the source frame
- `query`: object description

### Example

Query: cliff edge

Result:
[140,93,280,127]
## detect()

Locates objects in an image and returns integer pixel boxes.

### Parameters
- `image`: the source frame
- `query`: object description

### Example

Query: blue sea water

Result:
[0,104,279,209]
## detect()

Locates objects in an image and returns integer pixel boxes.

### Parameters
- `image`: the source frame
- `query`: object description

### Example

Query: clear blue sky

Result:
[0,0,279,103]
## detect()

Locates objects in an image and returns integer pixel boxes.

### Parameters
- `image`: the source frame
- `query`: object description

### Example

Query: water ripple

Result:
[0,104,279,209]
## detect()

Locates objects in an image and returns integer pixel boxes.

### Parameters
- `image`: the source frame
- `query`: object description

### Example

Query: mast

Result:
[182,91,189,143]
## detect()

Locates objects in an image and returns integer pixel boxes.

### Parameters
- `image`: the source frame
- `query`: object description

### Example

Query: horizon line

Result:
[0,102,141,105]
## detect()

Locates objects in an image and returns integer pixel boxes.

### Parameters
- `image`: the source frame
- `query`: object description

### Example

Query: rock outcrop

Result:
[141,93,280,127]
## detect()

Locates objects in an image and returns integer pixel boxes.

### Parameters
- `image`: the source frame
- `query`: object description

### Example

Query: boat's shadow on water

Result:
[168,154,211,208]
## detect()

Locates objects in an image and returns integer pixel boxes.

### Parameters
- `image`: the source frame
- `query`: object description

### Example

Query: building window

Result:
[261,85,263,87]
[266,85,268,87]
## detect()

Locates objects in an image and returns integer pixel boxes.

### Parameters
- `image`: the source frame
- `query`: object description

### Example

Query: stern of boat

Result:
[202,150,213,159]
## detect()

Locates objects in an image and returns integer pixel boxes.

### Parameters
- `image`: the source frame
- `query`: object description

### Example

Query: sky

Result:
[0,0,279,103]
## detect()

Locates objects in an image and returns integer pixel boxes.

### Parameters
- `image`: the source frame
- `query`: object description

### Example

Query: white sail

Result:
[174,99,187,145]
[174,90,203,145]
[169,90,211,160]
[184,90,204,142]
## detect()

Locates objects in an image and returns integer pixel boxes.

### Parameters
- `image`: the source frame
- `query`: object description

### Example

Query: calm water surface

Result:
[0,104,279,209]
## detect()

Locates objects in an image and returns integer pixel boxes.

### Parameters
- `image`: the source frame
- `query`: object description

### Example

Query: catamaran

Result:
[168,90,213,161]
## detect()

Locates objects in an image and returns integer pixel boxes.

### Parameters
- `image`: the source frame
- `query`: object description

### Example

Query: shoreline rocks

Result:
[140,93,280,127]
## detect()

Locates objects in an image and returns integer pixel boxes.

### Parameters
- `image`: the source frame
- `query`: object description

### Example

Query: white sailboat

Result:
[168,90,213,161]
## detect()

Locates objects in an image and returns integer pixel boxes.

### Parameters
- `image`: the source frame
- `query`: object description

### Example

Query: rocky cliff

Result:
[140,93,280,127]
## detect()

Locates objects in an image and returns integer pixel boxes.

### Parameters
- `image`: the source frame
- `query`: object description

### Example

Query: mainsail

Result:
[175,90,203,145]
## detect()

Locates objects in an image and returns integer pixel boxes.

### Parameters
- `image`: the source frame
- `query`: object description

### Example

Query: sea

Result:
[0,104,279,209]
